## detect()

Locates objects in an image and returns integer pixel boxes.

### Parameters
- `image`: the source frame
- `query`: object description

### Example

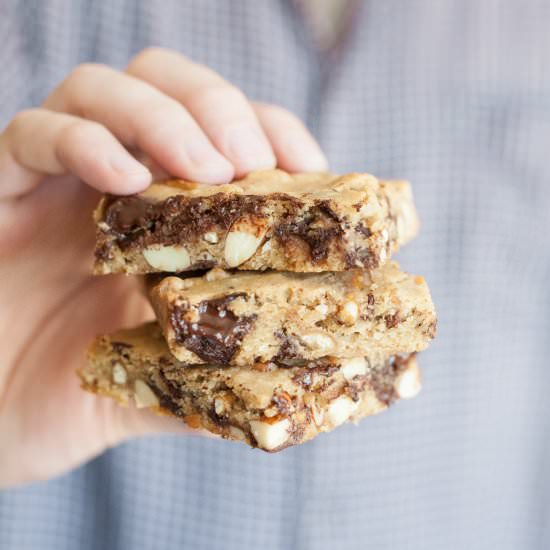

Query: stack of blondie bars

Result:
[80,170,436,451]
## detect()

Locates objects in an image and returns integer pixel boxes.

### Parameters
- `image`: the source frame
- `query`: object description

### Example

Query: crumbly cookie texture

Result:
[147,261,436,366]
[80,322,421,452]
[93,170,418,274]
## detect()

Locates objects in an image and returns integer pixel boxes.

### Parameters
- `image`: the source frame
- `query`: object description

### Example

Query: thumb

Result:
[107,398,216,444]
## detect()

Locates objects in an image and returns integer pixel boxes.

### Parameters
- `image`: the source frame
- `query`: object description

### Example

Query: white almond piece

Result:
[214,398,227,416]
[341,357,368,380]
[143,245,190,271]
[112,363,127,385]
[134,380,159,408]
[203,231,219,244]
[249,419,291,451]
[224,231,263,267]
[315,303,329,316]
[311,402,325,427]
[328,396,359,427]
[395,361,422,399]
[301,332,335,352]
[263,407,278,418]
[359,195,381,217]
[229,426,246,440]
[339,301,359,325]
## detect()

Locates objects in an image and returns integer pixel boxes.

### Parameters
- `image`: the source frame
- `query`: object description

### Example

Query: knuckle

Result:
[189,84,247,109]
[128,47,184,72]
[58,120,99,147]
[5,109,38,139]
[127,97,190,146]
[261,103,302,125]
[62,63,109,95]
[67,62,105,83]
[136,97,186,128]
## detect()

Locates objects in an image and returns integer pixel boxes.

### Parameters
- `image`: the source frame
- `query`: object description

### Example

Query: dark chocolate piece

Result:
[170,293,256,364]
[103,193,268,250]
[274,210,344,263]
[104,196,157,233]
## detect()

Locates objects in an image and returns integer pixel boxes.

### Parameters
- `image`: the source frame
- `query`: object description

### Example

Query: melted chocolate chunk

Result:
[315,200,341,223]
[104,196,158,233]
[275,222,342,263]
[274,203,344,263]
[170,293,256,364]
[102,193,269,251]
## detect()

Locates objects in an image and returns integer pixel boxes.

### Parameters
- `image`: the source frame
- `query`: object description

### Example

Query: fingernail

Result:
[110,153,152,189]
[283,135,329,172]
[225,124,276,172]
[184,139,234,184]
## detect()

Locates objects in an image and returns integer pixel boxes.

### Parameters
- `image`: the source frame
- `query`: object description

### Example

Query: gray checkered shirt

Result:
[1,1,550,549]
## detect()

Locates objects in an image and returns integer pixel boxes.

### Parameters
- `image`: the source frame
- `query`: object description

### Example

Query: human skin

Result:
[0,48,327,488]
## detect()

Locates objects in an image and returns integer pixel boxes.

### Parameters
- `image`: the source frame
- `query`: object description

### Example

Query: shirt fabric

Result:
[1,1,550,549]
[296,0,356,50]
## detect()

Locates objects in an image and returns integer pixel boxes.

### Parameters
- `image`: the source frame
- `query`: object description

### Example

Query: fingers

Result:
[3,51,328,202]
[105,400,217,446]
[253,102,328,172]
[127,48,276,177]
[44,63,235,184]
[116,406,196,439]
[0,108,151,199]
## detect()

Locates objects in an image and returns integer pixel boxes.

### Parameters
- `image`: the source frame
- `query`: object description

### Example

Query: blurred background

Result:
[1,1,549,549]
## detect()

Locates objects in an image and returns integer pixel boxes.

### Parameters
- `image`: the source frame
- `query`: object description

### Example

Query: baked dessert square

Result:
[147,261,436,366]
[94,170,418,275]
[80,322,422,451]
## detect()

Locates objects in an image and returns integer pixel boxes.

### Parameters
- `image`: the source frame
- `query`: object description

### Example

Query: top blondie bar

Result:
[93,170,418,275]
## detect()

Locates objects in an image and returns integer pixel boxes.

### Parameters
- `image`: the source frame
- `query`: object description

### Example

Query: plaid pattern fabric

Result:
[1,1,550,548]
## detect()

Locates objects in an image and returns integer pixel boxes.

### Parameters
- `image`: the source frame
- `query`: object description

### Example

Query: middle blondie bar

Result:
[147,261,436,367]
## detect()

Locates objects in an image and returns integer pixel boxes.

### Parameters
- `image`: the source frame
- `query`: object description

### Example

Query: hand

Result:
[0,48,327,487]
